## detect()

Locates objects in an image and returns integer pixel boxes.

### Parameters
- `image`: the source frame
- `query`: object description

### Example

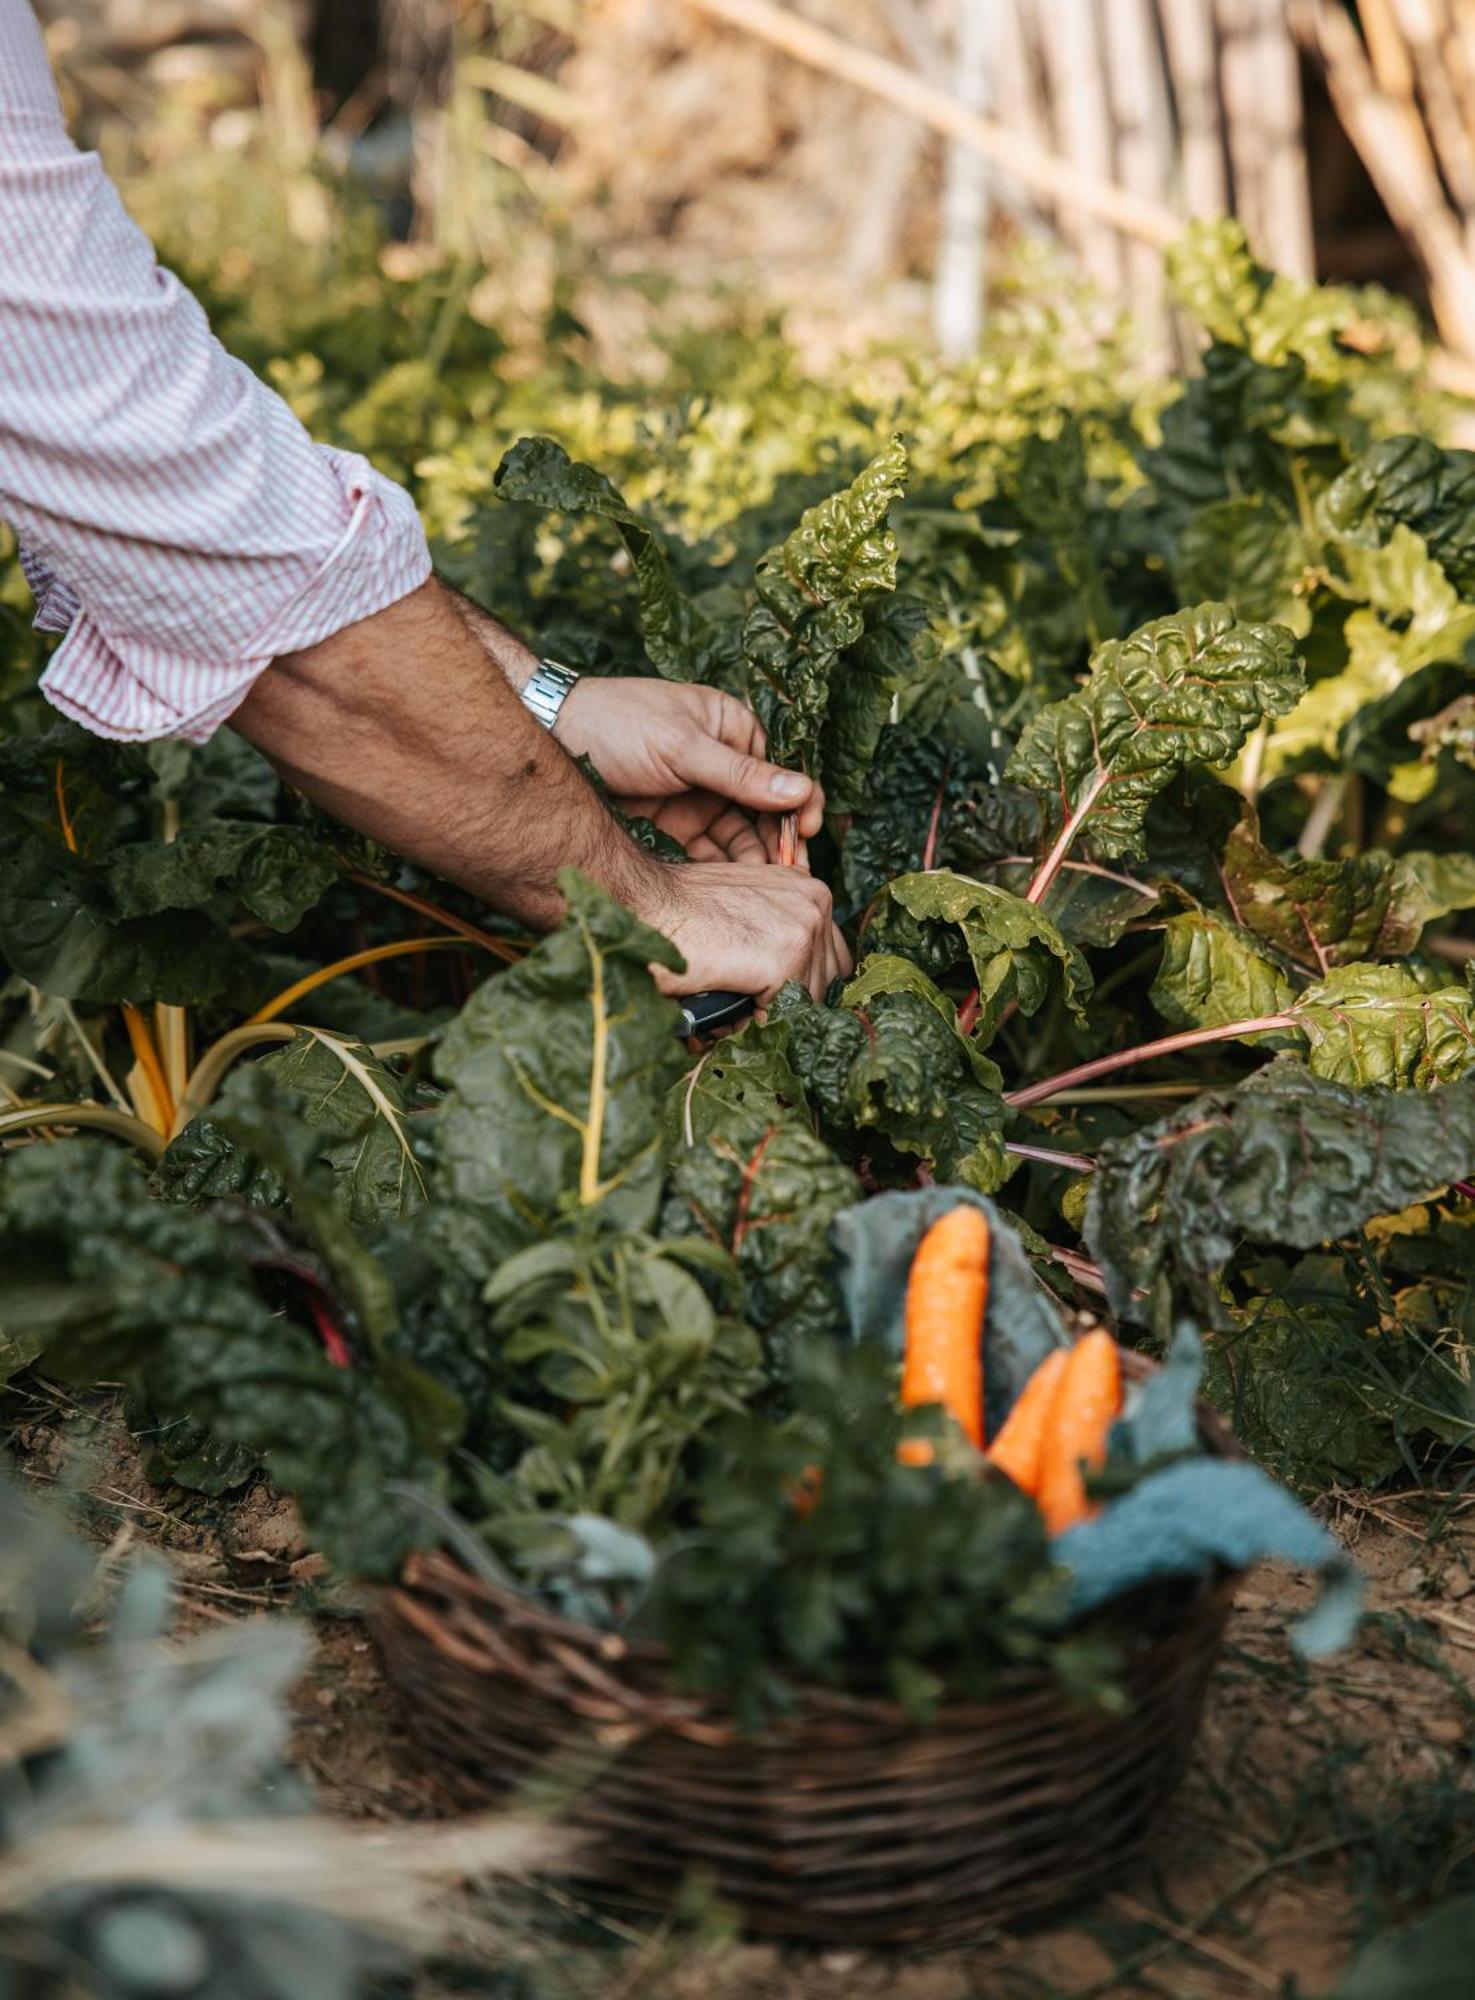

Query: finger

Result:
[708,809,767,863]
[678,730,818,820]
[709,689,768,761]
[685,834,727,862]
[796,778,826,840]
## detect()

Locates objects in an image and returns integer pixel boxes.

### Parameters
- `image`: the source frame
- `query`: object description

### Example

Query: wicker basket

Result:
[371,1361,1239,1946]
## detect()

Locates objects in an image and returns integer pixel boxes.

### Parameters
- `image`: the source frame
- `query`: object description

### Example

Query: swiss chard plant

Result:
[4,216,1475,1709]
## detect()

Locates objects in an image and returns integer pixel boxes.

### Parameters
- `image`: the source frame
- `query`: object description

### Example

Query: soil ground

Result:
[12,1387,1475,2000]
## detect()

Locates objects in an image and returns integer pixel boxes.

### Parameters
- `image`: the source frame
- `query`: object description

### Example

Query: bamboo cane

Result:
[680,0,1180,247]
[1292,0,1475,357]
[1157,0,1230,220]
[1393,0,1475,232]
[1039,0,1125,287]
[1250,0,1316,278]
[1101,0,1175,358]
[934,0,993,356]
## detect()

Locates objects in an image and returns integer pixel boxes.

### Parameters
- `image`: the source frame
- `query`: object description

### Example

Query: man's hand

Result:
[236,580,852,999]
[556,676,825,865]
[634,860,851,1003]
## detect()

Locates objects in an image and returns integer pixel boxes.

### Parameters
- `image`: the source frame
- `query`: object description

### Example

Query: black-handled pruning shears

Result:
[675,989,756,1041]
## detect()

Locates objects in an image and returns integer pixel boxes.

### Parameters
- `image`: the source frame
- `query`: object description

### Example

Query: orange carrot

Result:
[899,1205,989,1464]
[986,1348,1069,1494]
[1036,1330,1122,1536]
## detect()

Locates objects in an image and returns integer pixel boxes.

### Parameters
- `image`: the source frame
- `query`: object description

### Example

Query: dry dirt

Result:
[13,1393,1475,2000]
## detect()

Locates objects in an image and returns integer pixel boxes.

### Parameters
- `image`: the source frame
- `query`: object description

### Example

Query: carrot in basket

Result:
[1036,1330,1122,1536]
[986,1347,1069,1494]
[898,1205,989,1465]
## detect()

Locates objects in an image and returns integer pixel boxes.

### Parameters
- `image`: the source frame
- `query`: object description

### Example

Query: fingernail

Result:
[770,772,808,802]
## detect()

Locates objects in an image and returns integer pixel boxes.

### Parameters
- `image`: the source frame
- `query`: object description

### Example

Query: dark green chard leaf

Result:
[1006,603,1304,887]
[744,437,909,784]
[1323,435,1475,596]
[0,1140,435,1576]
[1148,911,1298,1034]
[662,1109,857,1383]
[1295,966,1475,1088]
[1221,808,1431,970]
[1172,495,1310,632]
[0,821,253,1004]
[156,1029,428,1226]
[770,982,1013,1191]
[432,870,689,1268]
[494,436,736,682]
[863,868,1091,1038]
[1085,1061,1475,1327]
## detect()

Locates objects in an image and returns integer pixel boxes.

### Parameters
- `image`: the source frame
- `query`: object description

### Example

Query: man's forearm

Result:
[444,585,538,693]
[231,577,666,929]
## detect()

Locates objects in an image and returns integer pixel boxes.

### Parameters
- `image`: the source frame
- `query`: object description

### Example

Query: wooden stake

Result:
[1217,0,1314,277]
[681,0,1180,247]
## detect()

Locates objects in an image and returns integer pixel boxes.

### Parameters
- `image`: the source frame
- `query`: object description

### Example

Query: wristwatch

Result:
[520,657,579,731]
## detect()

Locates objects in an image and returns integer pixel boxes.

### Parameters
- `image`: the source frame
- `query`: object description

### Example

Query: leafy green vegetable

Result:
[641,1339,1099,1727]
[1007,603,1303,880]
[157,1029,427,1225]
[0,1140,435,1575]
[1149,911,1298,1034]
[770,982,1013,1191]
[432,870,688,1268]
[863,869,1091,1038]
[1324,436,1475,596]
[744,437,910,790]
[1086,1062,1475,1326]
[493,436,734,683]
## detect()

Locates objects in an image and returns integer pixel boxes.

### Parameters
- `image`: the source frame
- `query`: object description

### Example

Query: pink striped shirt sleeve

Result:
[0,1,432,743]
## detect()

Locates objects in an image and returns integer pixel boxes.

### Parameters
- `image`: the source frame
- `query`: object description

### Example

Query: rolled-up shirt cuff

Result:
[18,541,79,633]
[36,447,432,744]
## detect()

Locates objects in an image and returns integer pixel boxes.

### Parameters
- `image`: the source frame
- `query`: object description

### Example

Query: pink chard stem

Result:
[1024,770,1108,906]
[1005,1014,1296,1110]
[1006,1140,1095,1173]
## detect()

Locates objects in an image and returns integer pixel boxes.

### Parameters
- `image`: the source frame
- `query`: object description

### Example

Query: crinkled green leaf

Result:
[1323,435,1475,595]
[1221,809,1429,970]
[494,436,733,682]
[1006,603,1303,862]
[1167,218,1354,376]
[1296,965,1475,1088]
[864,868,1091,1037]
[1172,495,1310,632]
[103,823,337,931]
[0,821,252,1004]
[1266,532,1475,773]
[1085,1061,1475,1325]
[0,1140,435,1575]
[771,982,1012,1192]
[155,1031,427,1226]
[745,438,908,778]
[662,1113,857,1383]
[1149,911,1298,1033]
[432,871,687,1266]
